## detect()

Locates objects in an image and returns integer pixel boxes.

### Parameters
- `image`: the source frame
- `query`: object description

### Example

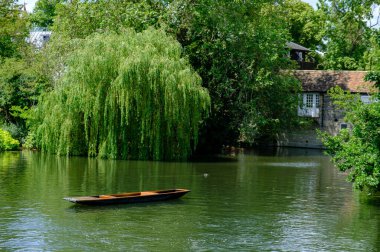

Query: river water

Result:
[0,149,380,251]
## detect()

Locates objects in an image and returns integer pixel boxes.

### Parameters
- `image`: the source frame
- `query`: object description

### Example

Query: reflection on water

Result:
[264,162,321,168]
[0,149,380,251]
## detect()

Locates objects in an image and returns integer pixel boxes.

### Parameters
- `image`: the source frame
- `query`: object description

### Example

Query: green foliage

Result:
[363,31,380,71]
[165,0,301,150]
[0,128,19,151]
[31,29,210,161]
[0,1,50,144]
[0,0,29,59]
[10,106,33,121]
[318,0,376,70]
[0,59,41,121]
[321,79,380,192]
[281,0,325,50]
[325,86,362,113]
[40,0,168,90]
[23,132,36,149]
[0,57,48,141]
[52,0,166,39]
[365,71,380,90]
[1,122,25,144]
[30,0,64,28]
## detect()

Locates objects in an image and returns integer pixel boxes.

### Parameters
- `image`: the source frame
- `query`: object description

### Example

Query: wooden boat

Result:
[63,189,190,206]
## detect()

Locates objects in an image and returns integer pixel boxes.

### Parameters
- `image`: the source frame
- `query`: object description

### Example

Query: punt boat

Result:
[63,189,190,206]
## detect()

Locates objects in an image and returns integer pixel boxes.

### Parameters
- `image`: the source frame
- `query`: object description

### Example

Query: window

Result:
[306,94,313,108]
[305,93,319,108]
[298,93,320,118]
[340,123,348,130]
[315,94,320,107]
[302,93,320,109]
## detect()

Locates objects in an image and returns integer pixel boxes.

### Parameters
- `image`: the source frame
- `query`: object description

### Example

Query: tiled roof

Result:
[294,70,376,93]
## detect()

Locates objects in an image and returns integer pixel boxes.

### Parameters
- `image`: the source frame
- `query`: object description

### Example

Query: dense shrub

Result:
[0,129,20,151]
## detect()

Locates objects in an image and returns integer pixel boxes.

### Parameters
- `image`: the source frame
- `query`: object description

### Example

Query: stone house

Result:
[276,70,375,148]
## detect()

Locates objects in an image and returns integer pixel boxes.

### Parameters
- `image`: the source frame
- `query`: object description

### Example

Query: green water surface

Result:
[0,149,379,251]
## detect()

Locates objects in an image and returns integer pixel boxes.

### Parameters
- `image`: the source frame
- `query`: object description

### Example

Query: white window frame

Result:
[298,93,320,118]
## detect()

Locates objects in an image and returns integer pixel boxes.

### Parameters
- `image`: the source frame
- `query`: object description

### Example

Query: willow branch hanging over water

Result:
[33,29,210,161]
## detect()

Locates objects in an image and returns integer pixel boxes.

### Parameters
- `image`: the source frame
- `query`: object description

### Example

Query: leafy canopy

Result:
[165,0,301,150]
[318,0,379,70]
[30,0,65,28]
[0,0,48,143]
[0,0,29,59]
[0,58,45,123]
[281,0,325,51]
[32,29,210,161]
[52,0,166,38]
[32,0,301,153]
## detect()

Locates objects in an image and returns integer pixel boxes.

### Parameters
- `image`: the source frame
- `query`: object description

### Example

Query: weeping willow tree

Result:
[32,28,210,161]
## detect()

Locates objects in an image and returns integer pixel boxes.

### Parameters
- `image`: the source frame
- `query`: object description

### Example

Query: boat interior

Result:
[97,189,179,199]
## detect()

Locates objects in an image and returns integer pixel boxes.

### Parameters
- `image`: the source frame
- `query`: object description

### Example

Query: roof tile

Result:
[293,70,376,93]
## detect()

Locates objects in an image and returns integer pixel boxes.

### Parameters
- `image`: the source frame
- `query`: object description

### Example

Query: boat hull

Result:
[64,189,190,206]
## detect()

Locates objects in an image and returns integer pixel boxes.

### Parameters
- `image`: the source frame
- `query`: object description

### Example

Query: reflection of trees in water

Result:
[2,151,380,250]
[0,152,25,172]
[328,192,378,249]
[376,204,380,249]
[243,147,325,157]
[21,153,196,197]
[360,196,380,251]
[0,152,54,251]
[0,152,29,199]
[231,151,380,251]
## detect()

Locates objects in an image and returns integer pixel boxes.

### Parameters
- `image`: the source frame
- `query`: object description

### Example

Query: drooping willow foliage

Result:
[32,28,210,161]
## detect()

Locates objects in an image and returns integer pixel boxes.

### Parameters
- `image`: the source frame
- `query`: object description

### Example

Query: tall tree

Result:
[165,0,301,151]
[0,58,41,122]
[30,0,65,28]
[319,0,379,70]
[0,0,39,143]
[31,29,210,161]
[363,29,380,70]
[51,0,166,38]
[28,0,304,156]
[0,0,29,59]
[281,0,325,50]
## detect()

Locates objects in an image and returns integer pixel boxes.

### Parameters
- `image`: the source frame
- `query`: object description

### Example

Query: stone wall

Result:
[276,129,324,149]
[320,95,351,136]
[275,94,350,149]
